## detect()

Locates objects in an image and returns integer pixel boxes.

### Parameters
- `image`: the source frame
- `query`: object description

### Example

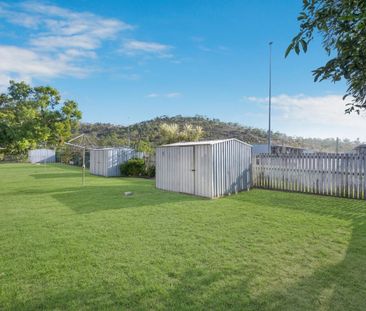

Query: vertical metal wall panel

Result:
[103,149,108,176]
[156,139,252,198]
[28,149,56,163]
[212,140,252,197]
[156,148,162,189]
[90,150,95,174]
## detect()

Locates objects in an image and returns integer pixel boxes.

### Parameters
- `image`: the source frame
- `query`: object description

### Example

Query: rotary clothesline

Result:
[65,134,98,185]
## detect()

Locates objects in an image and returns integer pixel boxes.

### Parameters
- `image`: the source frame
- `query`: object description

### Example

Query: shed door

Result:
[96,150,104,176]
[176,146,195,194]
[194,145,212,197]
[175,146,211,197]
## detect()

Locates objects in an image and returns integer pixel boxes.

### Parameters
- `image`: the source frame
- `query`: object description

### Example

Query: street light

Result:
[268,41,273,154]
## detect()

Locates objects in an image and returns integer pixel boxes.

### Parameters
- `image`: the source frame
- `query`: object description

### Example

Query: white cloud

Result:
[146,92,182,98]
[25,3,132,51]
[30,35,102,50]
[0,2,37,26]
[0,1,133,88]
[165,92,181,98]
[146,93,159,98]
[1,2,132,47]
[246,94,366,140]
[0,1,171,88]
[0,45,85,77]
[121,40,172,57]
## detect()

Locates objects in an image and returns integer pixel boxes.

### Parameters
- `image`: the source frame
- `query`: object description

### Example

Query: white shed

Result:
[28,149,56,163]
[90,148,143,177]
[156,139,252,198]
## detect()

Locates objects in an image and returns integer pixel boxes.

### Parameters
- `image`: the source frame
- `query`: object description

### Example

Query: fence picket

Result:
[253,153,365,200]
[364,154,366,200]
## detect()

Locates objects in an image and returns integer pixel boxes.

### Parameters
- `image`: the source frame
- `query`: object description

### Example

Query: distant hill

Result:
[77,115,361,153]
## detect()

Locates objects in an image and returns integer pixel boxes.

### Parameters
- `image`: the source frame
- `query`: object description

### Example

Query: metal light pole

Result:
[127,117,131,147]
[268,42,273,154]
[82,147,86,186]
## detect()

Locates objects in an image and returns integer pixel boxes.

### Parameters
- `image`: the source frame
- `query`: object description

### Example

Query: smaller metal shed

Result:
[89,147,143,177]
[28,149,56,163]
[156,138,252,198]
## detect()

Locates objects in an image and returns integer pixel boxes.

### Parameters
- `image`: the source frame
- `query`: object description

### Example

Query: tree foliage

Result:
[0,81,82,154]
[286,0,366,113]
[133,140,154,155]
[159,122,204,144]
[76,115,362,153]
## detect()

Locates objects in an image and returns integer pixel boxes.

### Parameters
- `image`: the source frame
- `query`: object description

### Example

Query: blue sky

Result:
[0,0,365,140]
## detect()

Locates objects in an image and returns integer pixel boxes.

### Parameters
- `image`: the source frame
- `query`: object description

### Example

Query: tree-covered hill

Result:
[77,115,361,153]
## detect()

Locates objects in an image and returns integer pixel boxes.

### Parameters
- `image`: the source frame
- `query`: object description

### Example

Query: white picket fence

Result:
[253,153,366,200]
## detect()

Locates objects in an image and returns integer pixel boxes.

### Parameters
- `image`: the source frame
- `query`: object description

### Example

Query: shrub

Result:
[120,158,145,176]
[145,165,156,178]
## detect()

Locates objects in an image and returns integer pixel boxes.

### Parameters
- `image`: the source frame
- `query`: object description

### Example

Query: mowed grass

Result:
[0,164,365,310]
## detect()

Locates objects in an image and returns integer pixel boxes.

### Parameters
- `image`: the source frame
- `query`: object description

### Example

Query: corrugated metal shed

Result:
[156,139,252,198]
[28,149,56,163]
[89,147,143,177]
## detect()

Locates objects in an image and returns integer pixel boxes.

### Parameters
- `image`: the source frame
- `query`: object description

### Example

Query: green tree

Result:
[286,0,366,113]
[181,124,204,141]
[134,140,154,155]
[159,123,204,144]
[99,133,128,147]
[0,81,82,154]
[159,123,180,144]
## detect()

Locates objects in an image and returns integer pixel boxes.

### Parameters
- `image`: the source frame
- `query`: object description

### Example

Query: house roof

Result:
[253,143,306,150]
[160,138,252,147]
[355,144,366,149]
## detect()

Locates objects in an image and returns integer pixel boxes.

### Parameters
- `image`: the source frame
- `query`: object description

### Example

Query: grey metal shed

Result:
[156,139,252,198]
[28,149,56,163]
[89,147,143,177]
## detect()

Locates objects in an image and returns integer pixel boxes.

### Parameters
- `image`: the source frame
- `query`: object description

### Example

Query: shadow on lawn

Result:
[152,192,366,310]
[4,286,127,310]
[51,185,202,213]
[4,188,366,309]
[226,190,366,310]
[30,172,81,179]
[161,268,255,310]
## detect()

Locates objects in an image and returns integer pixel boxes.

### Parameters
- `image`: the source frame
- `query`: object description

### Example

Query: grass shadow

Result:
[228,190,366,310]
[2,286,128,310]
[30,173,81,179]
[230,189,366,222]
[162,268,253,310]
[52,185,203,213]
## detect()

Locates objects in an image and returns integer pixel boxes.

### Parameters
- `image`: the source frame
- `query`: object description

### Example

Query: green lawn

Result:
[0,164,365,310]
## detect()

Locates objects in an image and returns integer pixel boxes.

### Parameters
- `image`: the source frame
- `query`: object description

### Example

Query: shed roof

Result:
[90,147,134,151]
[160,138,252,147]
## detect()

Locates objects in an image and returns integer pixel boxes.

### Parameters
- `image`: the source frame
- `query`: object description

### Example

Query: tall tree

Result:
[0,81,82,154]
[286,0,366,113]
[159,123,204,144]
